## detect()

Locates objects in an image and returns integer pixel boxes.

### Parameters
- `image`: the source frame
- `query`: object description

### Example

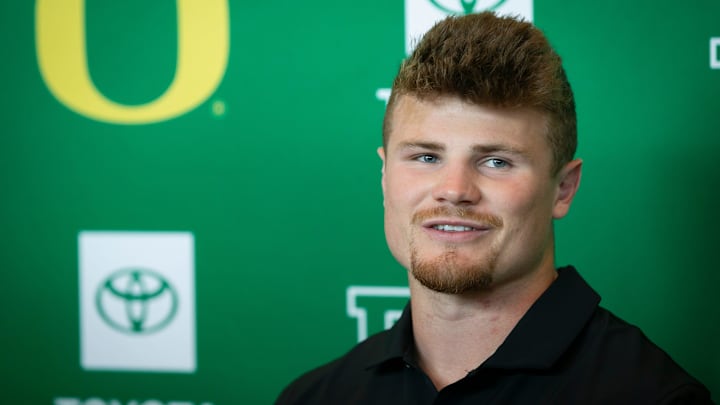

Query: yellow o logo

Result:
[35,0,229,125]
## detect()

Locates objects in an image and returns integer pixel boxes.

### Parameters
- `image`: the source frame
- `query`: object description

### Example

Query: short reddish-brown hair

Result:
[383,12,576,174]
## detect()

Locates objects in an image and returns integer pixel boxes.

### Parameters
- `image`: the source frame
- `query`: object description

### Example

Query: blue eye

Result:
[484,158,508,168]
[416,154,438,163]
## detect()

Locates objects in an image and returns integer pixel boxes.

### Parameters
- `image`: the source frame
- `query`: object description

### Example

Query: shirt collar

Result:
[364,266,600,371]
[483,266,600,369]
[364,303,414,370]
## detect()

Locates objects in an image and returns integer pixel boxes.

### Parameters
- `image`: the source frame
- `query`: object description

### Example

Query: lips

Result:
[432,224,478,232]
[414,207,503,244]
[420,218,494,243]
[422,217,496,231]
[412,207,503,229]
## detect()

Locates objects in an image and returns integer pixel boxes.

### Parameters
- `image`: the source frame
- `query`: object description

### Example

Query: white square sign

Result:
[78,231,196,373]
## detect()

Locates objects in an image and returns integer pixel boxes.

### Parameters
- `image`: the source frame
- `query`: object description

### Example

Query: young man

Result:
[276,12,712,404]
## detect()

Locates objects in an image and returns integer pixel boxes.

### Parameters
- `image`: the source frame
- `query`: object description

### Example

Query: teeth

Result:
[433,224,475,232]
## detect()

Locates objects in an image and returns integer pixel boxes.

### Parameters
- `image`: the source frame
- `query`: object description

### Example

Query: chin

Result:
[410,251,497,294]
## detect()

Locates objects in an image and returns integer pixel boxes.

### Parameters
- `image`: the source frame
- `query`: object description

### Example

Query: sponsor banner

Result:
[78,232,196,373]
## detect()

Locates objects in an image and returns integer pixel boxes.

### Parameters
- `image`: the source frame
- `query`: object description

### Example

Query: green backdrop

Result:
[1,1,718,403]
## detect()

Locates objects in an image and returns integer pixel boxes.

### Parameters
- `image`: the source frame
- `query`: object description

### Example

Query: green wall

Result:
[1,1,718,403]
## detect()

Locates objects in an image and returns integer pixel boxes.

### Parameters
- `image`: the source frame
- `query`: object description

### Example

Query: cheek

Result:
[382,174,423,266]
[383,171,424,217]
[498,180,555,226]
[383,199,411,268]
[384,180,412,229]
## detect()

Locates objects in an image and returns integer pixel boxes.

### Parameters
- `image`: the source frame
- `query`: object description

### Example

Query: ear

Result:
[552,159,582,219]
[377,146,387,197]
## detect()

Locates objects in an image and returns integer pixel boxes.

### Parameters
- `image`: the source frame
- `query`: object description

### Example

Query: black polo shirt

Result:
[276,266,713,404]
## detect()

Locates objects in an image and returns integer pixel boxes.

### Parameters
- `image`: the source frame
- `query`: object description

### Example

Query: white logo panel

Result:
[347,286,410,342]
[405,0,534,55]
[711,37,720,69]
[78,231,196,372]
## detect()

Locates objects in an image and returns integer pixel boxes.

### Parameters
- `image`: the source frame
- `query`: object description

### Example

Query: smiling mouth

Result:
[432,224,478,232]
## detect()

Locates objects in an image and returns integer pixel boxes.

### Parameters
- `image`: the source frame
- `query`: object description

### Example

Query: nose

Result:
[431,163,481,205]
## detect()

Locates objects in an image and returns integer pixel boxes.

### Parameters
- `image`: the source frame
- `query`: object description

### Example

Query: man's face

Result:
[378,95,581,294]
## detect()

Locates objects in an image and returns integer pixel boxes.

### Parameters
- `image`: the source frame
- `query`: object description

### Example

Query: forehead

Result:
[387,95,550,152]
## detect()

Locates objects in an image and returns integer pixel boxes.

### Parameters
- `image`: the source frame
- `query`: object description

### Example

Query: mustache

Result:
[412,207,503,228]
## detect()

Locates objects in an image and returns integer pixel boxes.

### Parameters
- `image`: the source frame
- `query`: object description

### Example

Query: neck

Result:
[409,265,557,390]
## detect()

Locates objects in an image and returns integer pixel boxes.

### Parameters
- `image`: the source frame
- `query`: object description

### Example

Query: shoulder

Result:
[568,306,712,403]
[274,329,395,405]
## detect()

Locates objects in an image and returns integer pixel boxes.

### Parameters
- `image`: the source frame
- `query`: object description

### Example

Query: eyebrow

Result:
[396,141,526,156]
[396,141,445,151]
[471,144,527,156]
